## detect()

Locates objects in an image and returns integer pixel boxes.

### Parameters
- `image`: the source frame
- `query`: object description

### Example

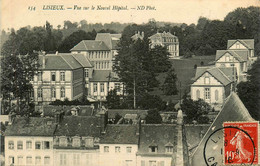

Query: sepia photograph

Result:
[0,0,260,165]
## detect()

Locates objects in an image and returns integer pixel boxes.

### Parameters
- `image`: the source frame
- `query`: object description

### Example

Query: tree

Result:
[106,89,121,109]
[137,93,166,111]
[237,59,260,120]
[162,68,178,95]
[58,30,95,53]
[145,109,162,124]
[181,95,211,124]
[114,30,171,108]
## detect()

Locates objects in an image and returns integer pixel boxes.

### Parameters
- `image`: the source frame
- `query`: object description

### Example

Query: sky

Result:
[1,0,259,30]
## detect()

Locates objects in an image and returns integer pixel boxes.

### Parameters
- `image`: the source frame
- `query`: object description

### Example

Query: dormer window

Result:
[59,136,67,147]
[165,142,174,153]
[149,146,158,153]
[85,137,94,147]
[72,136,80,147]
[165,146,173,153]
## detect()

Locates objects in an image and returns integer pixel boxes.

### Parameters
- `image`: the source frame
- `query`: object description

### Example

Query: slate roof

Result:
[227,39,254,49]
[95,33,121,50]
[191,92,255,166]
[38,53,84,70]
[184,124,211,154]
[100,125,139,144]
[108,109,148,119]
[138,124,178,154]
[90,70,120,82]
[54,116,101,137]
[70,40,110,51]
[194,67,233,86]
[5,117,56,136]
[71,54,92,68]
[215,50,248,62]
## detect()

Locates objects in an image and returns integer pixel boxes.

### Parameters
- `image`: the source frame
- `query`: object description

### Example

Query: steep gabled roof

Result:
[54,116,101,137]
[227,39,254,49]
[138,124,178,154]
[38,53,83,70]
[5,117,56,136]
[70,40,110,51]
[193,67,232,86]
[191,92,255,166]
[100,125,139,144]
[215,50,248,62]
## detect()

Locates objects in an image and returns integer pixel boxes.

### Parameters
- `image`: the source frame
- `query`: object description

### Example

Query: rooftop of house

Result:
[70,40,110,51]
[71,53,93,68]
[149,31,178,39]
[43,105,94,117]
[227,39,254,49]
[191,92,255,165]
[108,109,148,119]
[54,116,101,137]
[194,67,235,86]
[95,33,121,50]
[184,124,211,155]
[38,53,91,70]
[100,124,139,144]
[138,124,178,155]
[215,50,248,62]
[90,70,120,82]
[5,117,56,136]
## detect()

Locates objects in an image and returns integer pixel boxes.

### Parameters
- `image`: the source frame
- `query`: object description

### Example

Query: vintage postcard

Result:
[1,0,259,166]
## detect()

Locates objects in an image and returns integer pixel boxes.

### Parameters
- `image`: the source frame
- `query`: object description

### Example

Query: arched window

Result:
[60,87,65,98]
[215,90,219,101]
[196,90,200,100]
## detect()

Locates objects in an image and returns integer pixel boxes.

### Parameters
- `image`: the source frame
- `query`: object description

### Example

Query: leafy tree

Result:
[145,109,162,124]
[162,68,178,95]
[137,93,166,111]
[58,30,95,53]
[106,89,121,109]
[181,95,211,124]
[237,59,260,120]
[114,30,171,108]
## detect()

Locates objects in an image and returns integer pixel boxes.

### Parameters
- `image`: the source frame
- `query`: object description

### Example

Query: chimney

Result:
[177,109,183,125]
[42,51,46,69]
[176,109,186,166]
[136,118,141,136]
[97,109,107,133]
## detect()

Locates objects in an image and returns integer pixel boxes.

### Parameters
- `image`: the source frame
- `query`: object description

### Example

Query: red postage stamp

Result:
[223,122,258,165]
